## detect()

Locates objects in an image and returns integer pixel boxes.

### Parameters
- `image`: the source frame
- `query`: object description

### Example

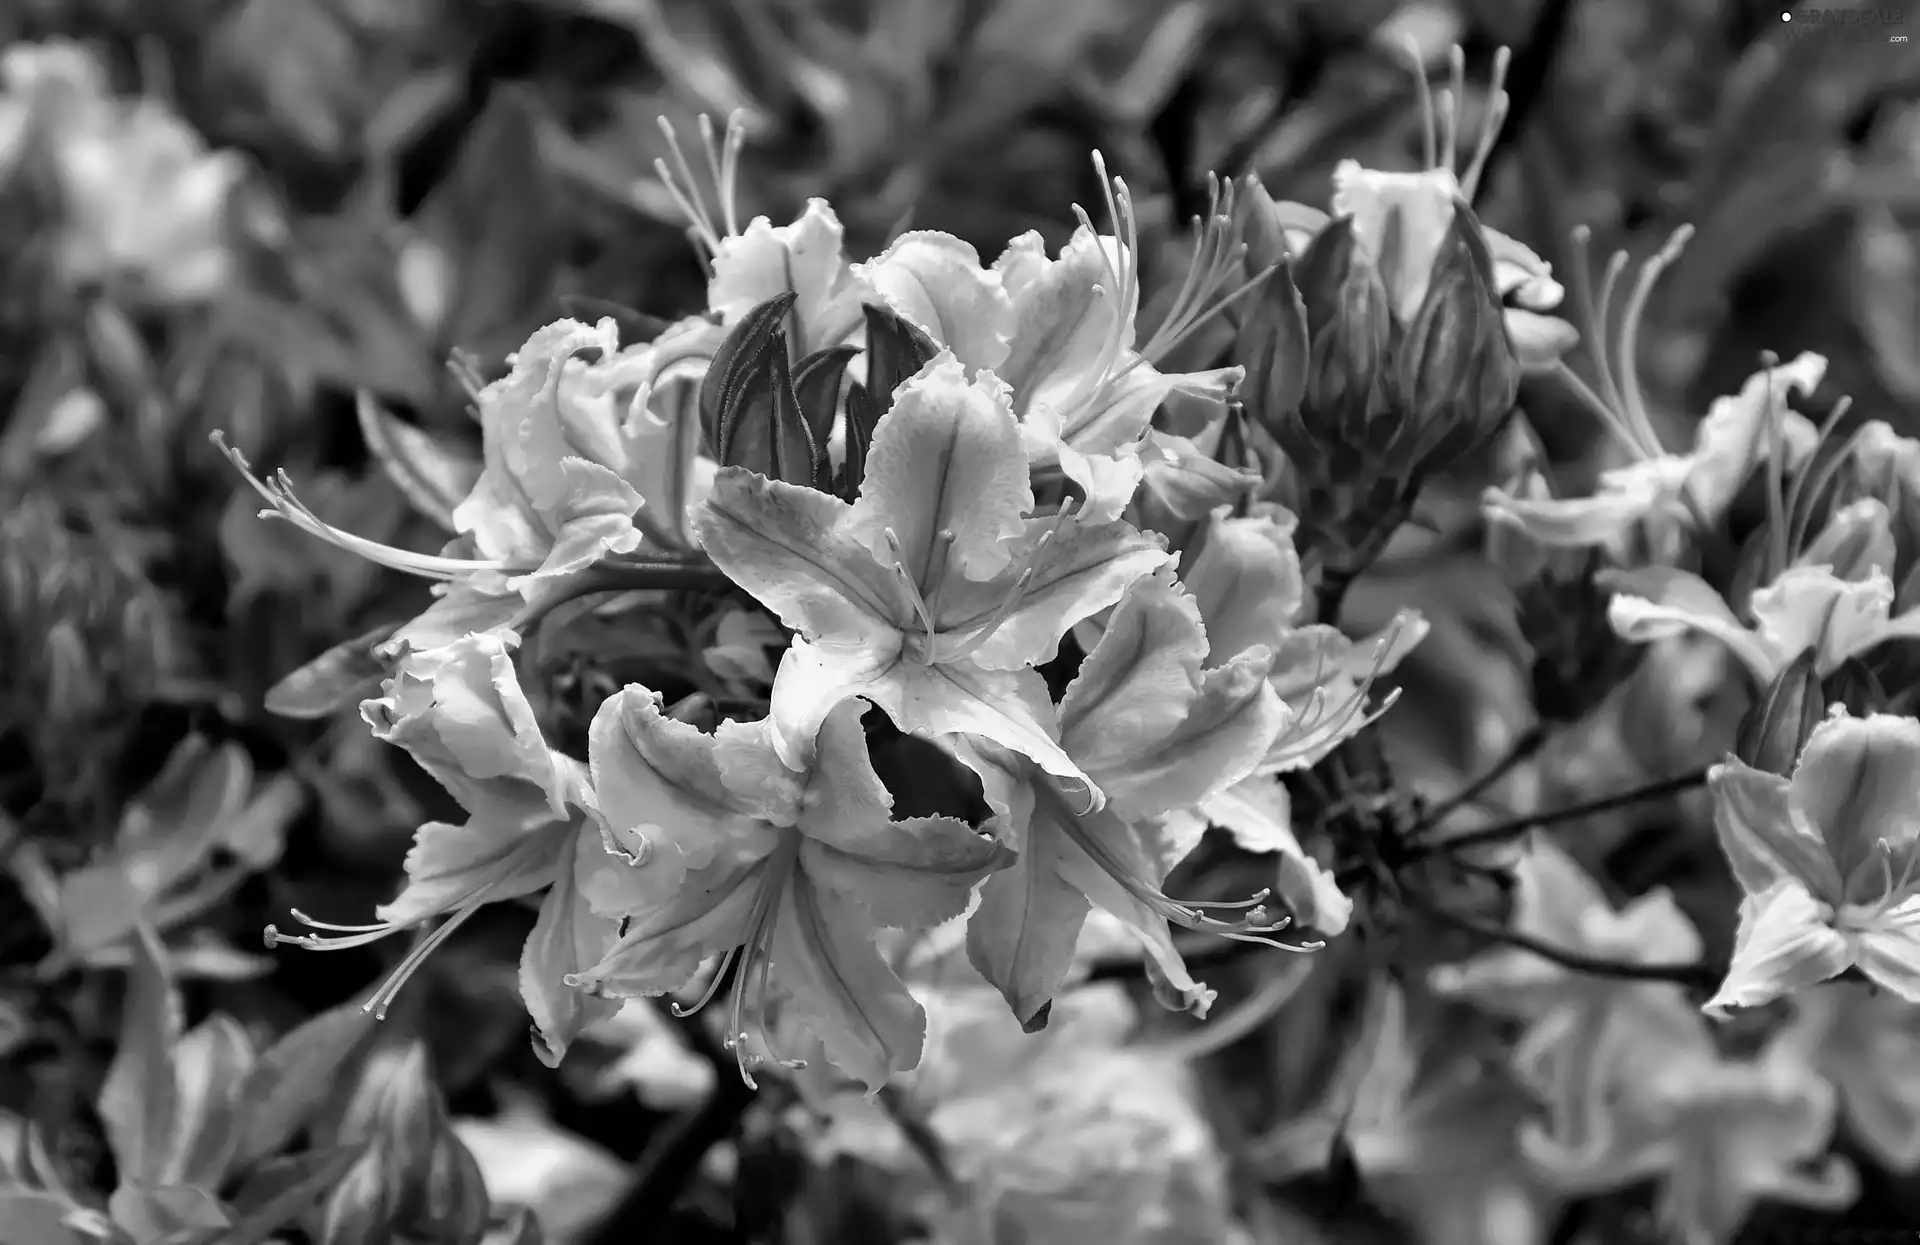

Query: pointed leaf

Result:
[98,925,183,1188]
[223,1144,368,1245]
[264,622,402,719]
[700,291,797,459]
[556,295,671,346]
[840,382,880,501]
[355,392,482,533]
[860,301,939,415]
[792,344,861,449]
[719,334,829,489]
[230,995,379,1171]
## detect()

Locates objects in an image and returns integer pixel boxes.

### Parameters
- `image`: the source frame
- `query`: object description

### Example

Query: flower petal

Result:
[1748,566,1897,677]
[377,815,573,927]
[966,828,1093,1030]
[1685,352,1825,520]
[1183,507,1305,664]
[588,685,764,871]
[1058,572,1209,768]
[854,231,1015,375]
[1703,882,1853,1017]
[521,825,621,1066]
[1853,906,1920,1003]
[772,868,928,1092]
[1788,710,1920,888]
[570,854,765,995]
[1100,646,1284,821]
[1201,777,1351,935]
[1599,566,1780,683]
[708,199,869,353]
[845,353,1032,583]
[694,466,903,647]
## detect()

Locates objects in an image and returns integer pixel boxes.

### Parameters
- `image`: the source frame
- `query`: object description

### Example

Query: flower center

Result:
[880,499,1082,666]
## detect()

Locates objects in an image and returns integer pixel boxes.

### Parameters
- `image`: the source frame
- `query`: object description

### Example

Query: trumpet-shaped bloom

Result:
[708,198,874,355]
[1428,837,1707,1135]
[855,171,1243,523]
[1250,978,1559,1245]
[572,690,1010,1091]
[1483,353,1826,559]
[220,316,716,655]
[1519,1026,1855,1245]
[1770,981,1920,1172]
[954,573,1294,1027]
[694,352,1171,782]
[1602,559,1920,687]
[264,633,611,1056]
[1704,709,1920,1013]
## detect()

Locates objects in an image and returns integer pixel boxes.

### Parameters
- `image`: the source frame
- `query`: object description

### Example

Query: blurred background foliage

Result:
[1,0,1917,1241]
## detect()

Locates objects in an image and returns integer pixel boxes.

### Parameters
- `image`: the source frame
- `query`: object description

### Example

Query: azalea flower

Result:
[1702,708,1920,1013]
[1250,978,1559,1245]
[1768,981,1920,1172]
[3,39,243,304]
[218,316,716,655]
[1483,352,1826,563]
[855,158,1245,522]
[1428,836,1708,1134]
[570,689,1009,1091]
[1600,521,1920,689]
[1254,44,1575,372]
[1519,1025,1855,1245]
[693,352,1170,782]
[264,633,616,1061]
[1166,504,1424,935]
[954,572,1295,1027]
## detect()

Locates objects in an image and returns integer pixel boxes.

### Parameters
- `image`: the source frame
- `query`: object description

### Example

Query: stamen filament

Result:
[1616,225,1694,456]
[1460,46,1512,201]
[671,945,741,1018]
[1446,44,1467,174]
[655,117,721,256]
[1403,37,1436,172]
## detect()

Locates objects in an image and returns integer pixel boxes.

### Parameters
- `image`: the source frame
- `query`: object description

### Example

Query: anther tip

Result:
[263,925,281,949]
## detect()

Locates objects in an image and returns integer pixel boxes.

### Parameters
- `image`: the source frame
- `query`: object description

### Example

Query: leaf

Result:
[355,392,482,532]
[415,87,566,357]
[264,622,402,719]
[556,295,671,346]
[97,925,183,1188]
[860,301,938,416]
[161,1016,257,1188]
[228,995,378,1173]
[222,1145,368,1245]
[701,292,798,460]
[791,345,861,449]
[840,383,880,502]
[0,1190,87,1245]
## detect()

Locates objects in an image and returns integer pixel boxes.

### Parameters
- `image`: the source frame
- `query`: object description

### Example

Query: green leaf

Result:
[97,925,184,1188]
[355,392,481,533]
[263,622,402,720]
[222,1145,367,1245]
[699,290,798,459]
[228,995,378,1173]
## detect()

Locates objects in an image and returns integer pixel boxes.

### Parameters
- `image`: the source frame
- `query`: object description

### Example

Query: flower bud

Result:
[412,1132,493,1245]
[1233,261,1309,441]
[1821,656,1888,717]
[1734,648,1824,775]
[318,1143,401,1245]
[1295,219,1391,439]
[1394,205,1519,472]
[1231,174,1290,279]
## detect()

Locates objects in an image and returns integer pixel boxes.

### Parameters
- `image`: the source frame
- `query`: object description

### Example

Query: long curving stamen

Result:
[1616,225,1694,456]
[1459,46,1512,201]
[655,116,723,257]
[1785,401,1865,558]
[883,527,941,662]
[724,840,804,1089]
[671,946,742,1019]
[1445,44,1467,174]
[1403,37,1436,172]
[935,500,1081,665]
[213,433,520,581]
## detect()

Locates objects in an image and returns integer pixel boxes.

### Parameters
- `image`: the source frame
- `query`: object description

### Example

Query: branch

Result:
[1403,768,1708,862]
[1409,723,1549,837]
[1414,896,1718,989]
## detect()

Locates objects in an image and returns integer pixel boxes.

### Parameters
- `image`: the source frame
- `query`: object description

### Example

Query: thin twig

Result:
[1409,723,1549,837]
[1404,768,1708,862]
[1413,895,1718,989]
[877,1084,964,1205]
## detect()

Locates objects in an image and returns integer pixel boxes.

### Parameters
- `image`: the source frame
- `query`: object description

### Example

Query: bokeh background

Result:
[1,0,1916,1242]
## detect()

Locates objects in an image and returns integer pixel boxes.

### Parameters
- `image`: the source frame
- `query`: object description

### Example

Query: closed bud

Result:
[1234,261,1309,441]
[1231,174,1290,278]
[1822,656,1888,717]
[336,1039,442,1215]
[413,1131,493,1245]
[319,1143,400,1245]
[1296,220,1391,438]
[1395,205,1519,472]
[1735,648,1825,775]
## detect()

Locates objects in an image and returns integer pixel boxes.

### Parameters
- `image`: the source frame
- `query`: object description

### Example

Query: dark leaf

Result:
[791,345,862,449]
[700,291,798,459]
[229,993,378,1173]
[557,295,673,346]
[264,621,402,719]
[224,1145,368,1245]
[721,337,829,489]
[98,925,183,1187]
[860,302,938,416]
[840,382,880,502]
[355,392,481,532]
